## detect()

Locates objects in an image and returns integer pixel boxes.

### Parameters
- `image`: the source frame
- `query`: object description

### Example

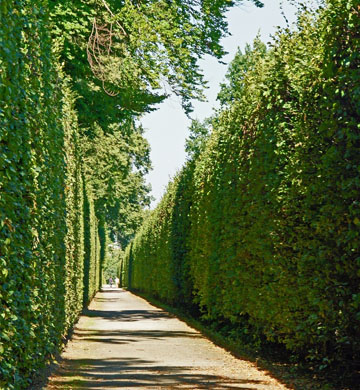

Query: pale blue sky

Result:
[141,0,298,208]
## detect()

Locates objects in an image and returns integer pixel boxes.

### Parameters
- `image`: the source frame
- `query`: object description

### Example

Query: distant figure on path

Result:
[109,277,113,288]
[115,277,120,287]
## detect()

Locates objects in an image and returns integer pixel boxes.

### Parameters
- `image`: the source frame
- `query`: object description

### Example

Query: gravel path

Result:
[45,288,290,390]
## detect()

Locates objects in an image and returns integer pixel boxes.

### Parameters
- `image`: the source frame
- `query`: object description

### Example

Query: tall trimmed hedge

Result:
[82,184,102,307]
[123,0,360,374]
[0,2,65,386]
[0,2,102,388]
[62,77,85,330]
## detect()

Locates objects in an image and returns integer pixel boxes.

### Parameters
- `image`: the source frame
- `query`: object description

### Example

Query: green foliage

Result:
[121,162,197,309]
[47,0,264,251]
[82,183,102,307]
[217,36,267,106]
[0,2,101,387]
[0,1,66,387]
[104,245,122,282]
[62,76,86,330]
[49,0,158,251]
[185,119,211,160]
[80,118,152,247]
[123,0,360,379]
[50,0,263,115]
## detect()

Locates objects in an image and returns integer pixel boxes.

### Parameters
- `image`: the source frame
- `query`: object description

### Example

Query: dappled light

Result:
[50,357,267,389]
[46,290,275,390]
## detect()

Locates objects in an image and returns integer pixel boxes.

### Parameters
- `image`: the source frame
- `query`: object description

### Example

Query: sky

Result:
[141,0,299,208]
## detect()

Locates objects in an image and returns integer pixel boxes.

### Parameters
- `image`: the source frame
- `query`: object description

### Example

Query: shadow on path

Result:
[73,328,202,345]
[51,357,266,389]
[83,308,172,322]
[45,290,271,389]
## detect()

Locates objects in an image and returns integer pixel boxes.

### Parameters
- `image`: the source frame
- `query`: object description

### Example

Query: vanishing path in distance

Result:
[45,288,290,390]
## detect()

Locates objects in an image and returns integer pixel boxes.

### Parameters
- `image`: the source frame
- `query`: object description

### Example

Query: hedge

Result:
[122,0,360,374]
[0,2,101,387]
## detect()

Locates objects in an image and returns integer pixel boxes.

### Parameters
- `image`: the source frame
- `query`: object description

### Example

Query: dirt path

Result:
[45,288,290,390]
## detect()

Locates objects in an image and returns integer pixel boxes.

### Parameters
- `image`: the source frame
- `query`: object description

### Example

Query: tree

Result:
[48,0,264,246]
[185,118,211,159]
[217,36,267,106]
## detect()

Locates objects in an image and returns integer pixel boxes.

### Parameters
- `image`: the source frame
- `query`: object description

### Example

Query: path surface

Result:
[45,288,290,390]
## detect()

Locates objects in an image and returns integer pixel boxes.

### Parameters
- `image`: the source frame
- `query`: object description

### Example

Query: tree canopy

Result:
[48,0,264,245]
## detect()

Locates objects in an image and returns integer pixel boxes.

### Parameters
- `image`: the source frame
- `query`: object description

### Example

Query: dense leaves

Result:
[0,2,101,387]
[122,0,360,380]
[185,119,211,159]
[1,1,64,386]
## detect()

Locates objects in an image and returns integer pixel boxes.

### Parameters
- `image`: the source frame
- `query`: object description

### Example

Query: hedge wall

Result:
[1,2,65,386]
[82,183,102,307]
[122,0,360,374]
[62,77,85,331]
[0,2,101,388]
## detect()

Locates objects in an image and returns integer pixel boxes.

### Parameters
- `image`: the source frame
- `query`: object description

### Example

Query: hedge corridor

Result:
[1,0,256,386]
[0,1,102,388]
[122,0,360,379]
